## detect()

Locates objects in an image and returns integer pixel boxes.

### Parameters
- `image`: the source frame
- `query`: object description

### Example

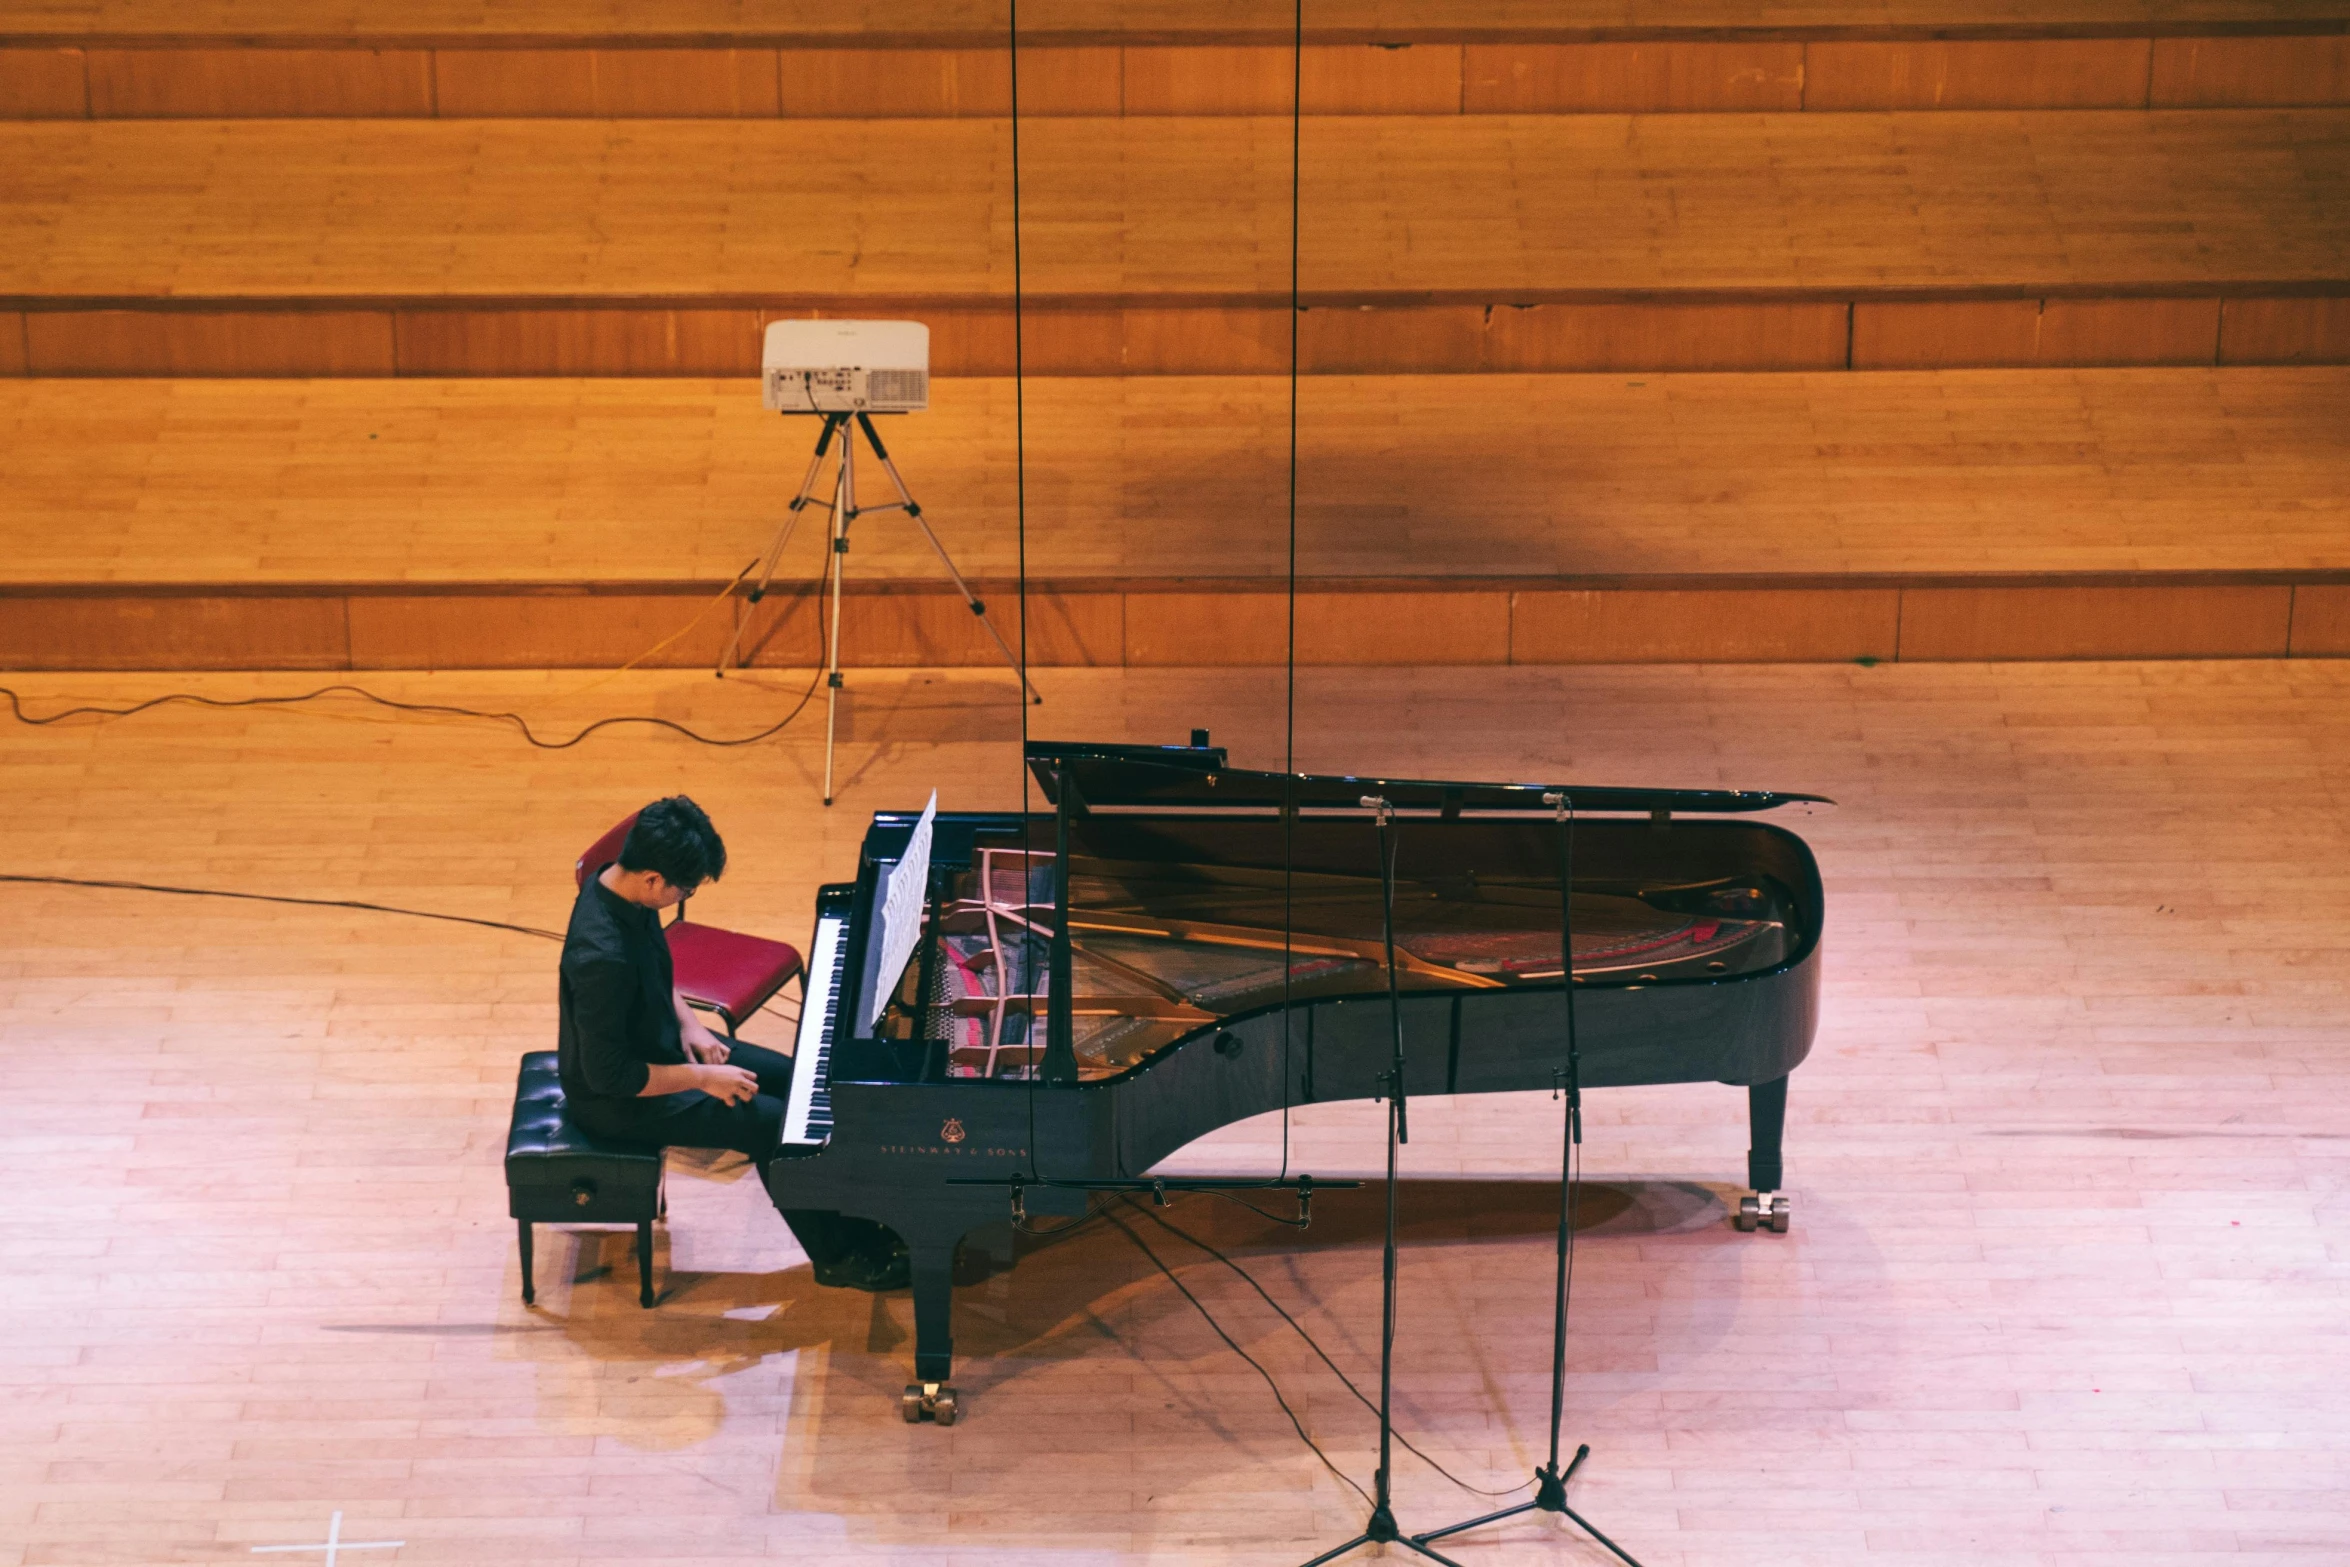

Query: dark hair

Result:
[617,796,727,890]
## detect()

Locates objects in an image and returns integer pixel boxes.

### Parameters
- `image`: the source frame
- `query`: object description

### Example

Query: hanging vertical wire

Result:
[1010,0,1041,1178]
[1278,0,1302,1185]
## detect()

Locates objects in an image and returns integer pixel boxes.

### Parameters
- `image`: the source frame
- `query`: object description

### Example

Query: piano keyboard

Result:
[781,910,845,1149]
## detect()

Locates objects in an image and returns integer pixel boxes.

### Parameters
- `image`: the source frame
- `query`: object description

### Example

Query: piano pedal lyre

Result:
[901,1381,961,1426]
[1734,1191,1792,1234]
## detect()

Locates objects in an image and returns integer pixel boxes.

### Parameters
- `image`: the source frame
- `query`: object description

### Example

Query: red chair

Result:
[575,813,804,1036]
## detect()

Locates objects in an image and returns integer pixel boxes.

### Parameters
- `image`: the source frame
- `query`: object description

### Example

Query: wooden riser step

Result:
[3,112,2345,376]
[4,32,2347,118]
[6,574,2348,670]
[10,294,2346,377]
[11,370,2345,588]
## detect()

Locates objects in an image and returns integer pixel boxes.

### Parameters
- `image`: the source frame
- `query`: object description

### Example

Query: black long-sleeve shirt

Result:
[557,868,685,1103]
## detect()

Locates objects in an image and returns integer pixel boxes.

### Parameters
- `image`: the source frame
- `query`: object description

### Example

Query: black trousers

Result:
[569,1040,898,1273]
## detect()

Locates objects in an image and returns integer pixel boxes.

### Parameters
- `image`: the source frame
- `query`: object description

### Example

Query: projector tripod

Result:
[717,410,1039,804]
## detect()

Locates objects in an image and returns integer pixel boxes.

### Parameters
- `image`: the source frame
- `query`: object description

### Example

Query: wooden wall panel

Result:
[1121,46,1294,115]
[2219,297,2350,364]
[1482,302,1848,372]
[1005,308,1125,375]
[431,50,597,114]
[0,594,350,671]
[2289,585,2350,655]
[23,310,398,375]
[1512,589,1899,664]
[0,48,88,117]
[1462,43,1803,113]
[1016,592,1124,667]
[0,313,24,375]
[391,310,762,375]
[84,48,432,117]
[1017,47,1124,116]
[918,305,1018,377]
[344,591,727,669]
[1852,300,2043,369]
[590,50,780,117]
[1119,307,1290,374]
[1298,306,1486,373]
[1898,585,2292,660]
[2036,298,2220,366]
[1300,44,1462,114]
[1803,40,2150,110]
[1295,592,1510,665]
[2149,36,2350,107]
[829,592,1121,667]
[1299,302,1847,373]
[1124,592,1289,666]
[782,47,1001,118]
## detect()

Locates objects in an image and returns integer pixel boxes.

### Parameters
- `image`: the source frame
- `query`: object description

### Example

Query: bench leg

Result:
[636,1221,656,1308]
[518,1219,535,1306]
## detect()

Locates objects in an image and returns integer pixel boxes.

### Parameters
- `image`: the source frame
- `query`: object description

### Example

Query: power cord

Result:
[0,872,563,941]
[1102,1201,1375,1507]
[1,672,825,751]
[1121,1195,1530,1500]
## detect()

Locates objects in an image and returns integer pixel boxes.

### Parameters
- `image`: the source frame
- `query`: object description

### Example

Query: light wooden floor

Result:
[4,0,2343,41]
[5,111,2345,299]
[2,660,2348,1564]
[7,368,2347,586]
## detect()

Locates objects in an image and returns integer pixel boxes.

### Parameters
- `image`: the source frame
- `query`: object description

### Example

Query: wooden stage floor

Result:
[3,661,2347,1564]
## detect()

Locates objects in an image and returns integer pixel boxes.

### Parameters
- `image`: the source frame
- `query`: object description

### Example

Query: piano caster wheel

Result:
[1736,1191,1792,1233]
[901,1381,961,1426]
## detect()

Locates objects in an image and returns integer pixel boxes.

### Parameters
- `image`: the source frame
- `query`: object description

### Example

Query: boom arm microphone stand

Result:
[1299,797,1464,1567]
[1412,791,1644,1564]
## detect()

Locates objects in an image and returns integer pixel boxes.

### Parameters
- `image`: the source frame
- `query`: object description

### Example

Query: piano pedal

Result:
[1735,1191,1792,1234]
[901,1381,962,1426]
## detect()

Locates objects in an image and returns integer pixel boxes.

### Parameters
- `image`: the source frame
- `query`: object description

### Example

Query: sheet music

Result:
[858,790,938,1035]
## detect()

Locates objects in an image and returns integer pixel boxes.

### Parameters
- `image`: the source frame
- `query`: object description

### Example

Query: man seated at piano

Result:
[558,795,907,1290]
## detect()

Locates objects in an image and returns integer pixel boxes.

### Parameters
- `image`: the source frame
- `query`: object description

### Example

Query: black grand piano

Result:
[764,738,1827,1422]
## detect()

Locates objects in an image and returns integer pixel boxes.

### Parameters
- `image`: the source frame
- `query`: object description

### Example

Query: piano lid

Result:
[1025,738,1831,818]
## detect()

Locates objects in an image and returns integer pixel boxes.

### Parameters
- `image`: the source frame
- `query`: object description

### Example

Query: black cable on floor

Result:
[1127,1196,1530,1500]
[0,873,563,941]
[1102,1201,1374,1508]
[0,670,825,751]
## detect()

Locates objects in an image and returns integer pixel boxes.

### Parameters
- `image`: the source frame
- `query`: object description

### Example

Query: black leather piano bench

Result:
[505,1052,667,1309]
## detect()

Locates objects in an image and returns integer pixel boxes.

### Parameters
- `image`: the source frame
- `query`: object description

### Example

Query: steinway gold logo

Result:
[878,1136,1029,1158]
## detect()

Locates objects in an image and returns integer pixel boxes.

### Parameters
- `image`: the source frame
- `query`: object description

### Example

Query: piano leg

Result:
[1736,1076,1793,1234]
[911,1240,954,1382]
[902,1237,962,1425]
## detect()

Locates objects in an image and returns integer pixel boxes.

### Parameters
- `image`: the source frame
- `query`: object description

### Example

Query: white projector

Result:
[762,320,930,414]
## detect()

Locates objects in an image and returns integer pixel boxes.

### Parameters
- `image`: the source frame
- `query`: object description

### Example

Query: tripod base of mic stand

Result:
[1300,1503,1467,1567]
[1411,1445,1644,1564]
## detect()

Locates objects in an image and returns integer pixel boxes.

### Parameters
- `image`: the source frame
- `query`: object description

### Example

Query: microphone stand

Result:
[1299,798,1463,1567]
[1412,791,1644,1564]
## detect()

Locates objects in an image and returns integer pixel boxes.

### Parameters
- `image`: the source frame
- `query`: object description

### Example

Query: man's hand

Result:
[694,1063,760,1106]
[684,1034,731,1065]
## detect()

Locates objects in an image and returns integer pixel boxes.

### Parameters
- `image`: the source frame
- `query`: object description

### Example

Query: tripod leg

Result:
[863,434,1041,705]
[1413,1498,1540,1546]
[1559,1505,1646,1567]
[718,415,838,674]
